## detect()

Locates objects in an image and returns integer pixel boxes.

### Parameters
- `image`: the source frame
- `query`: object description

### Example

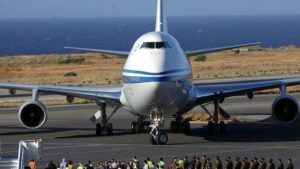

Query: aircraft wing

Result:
[65,46,129,57]
[185,42,261,57]
[192,77,300,104]
[0,83,122,105]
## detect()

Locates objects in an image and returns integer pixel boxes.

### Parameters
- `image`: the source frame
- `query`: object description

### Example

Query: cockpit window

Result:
[141,42,170,49]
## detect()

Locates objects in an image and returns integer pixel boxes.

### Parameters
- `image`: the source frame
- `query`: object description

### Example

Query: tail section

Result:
[155,0,168,33]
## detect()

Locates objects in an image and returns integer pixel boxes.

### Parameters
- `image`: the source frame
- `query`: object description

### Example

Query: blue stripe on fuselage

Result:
[123,69,190,75]
[123,75,190,83]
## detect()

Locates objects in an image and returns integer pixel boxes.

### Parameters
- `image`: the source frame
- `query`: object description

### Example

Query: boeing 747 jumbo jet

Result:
[1,0,300,145]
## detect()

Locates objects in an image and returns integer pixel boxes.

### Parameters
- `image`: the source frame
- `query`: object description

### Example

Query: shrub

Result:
[64,71,77,77]
[59,57,85,64]
[194,55,207,62]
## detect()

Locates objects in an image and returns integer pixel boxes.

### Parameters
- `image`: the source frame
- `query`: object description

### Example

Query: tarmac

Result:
[1,94,300,167]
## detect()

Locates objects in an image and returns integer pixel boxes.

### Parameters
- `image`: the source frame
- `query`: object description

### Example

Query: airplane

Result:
[1,0,300,145]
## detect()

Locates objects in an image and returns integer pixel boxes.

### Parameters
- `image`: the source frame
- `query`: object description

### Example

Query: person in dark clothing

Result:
[253,158,259,169]
[201,156,207,169]
[258,158,267,169]
[205,158,212,169]
[286,159,294,169]
[242,157,250,169]
[195,157,202,169]
[225,157,233,169]
[215,156,223,169]
[276,159,284,169]
[267,159,275,169]
[234,157,242,169]
[190,156,196,169]
[45,160,57,169]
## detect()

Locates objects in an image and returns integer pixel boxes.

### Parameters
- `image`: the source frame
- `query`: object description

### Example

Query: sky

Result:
[0,0,300,19]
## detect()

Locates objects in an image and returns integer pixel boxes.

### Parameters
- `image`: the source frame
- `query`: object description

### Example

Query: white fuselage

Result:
[120,32,193,117]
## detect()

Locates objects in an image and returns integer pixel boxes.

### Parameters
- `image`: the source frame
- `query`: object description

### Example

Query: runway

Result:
[1,94,300,167]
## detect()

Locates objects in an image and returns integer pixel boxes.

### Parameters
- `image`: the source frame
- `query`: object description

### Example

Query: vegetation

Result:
[64,71,78,77]
[194,55,207,62]
[58,57,85,64]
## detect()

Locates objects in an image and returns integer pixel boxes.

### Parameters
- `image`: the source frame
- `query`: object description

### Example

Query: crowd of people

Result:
[40,155,294,169]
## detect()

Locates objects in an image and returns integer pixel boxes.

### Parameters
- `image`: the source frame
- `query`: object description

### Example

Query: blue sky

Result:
[0,0,300,18]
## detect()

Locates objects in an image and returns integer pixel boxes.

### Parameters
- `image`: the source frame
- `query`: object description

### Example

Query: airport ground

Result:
[1,94,300,167]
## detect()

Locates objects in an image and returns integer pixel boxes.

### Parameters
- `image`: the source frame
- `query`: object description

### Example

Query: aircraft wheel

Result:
[207,121,214,134]
[218,121,226,134]
[143,121,151,133]
[156,130,168,145]
[131,122,139,134]
[107,123,113,135]
[150,135,157,145]
[182,120,191,134]
[170,121,177,132]
[96,123,102,136]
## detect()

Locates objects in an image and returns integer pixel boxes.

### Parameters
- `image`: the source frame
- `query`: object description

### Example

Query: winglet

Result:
[155,0,168,33]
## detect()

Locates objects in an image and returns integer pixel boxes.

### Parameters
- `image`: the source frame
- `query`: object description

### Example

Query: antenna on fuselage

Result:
[155,0,168,33]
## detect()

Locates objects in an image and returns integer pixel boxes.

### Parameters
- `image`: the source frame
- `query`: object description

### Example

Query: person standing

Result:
[205,158,212,169]
[195,157,202,169]
[159,158,166,169]
[266,159,275,169]
[276,159,284,169]
[60,158,67,169]
[190,156,196,169]
[242,157,250,169]
[215,156,223,169]
[29,159,36,169]
[68,160,74,169]
[225,157,233,169]
[286,159,294,169]
[144,160,149,169]
[201,156,208,169]
[133,156,139,169]
[234,158,242,169]
[258,158,267,169]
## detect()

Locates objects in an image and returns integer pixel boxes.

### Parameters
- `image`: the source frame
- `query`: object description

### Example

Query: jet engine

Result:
[272,95,299,123]
[18,101,48,129]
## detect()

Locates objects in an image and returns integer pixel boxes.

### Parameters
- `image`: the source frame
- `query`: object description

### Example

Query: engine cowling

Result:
[272,95,299,123]
[18,101,48,129]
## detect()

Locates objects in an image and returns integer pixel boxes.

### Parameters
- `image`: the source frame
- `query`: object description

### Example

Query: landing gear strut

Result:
[149,110,168,145]
[131,116,150,134]
[207,99,227,134]
[170,116,191,134]
[95,102,114,136]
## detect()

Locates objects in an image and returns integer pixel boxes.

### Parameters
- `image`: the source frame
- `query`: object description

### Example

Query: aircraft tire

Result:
[107,123,113,135]
[156,130,168,145]
[208,121,214,134]
[96,123,102,136]
[182,120,191,134]
[218,121,226,134]
[131,122,139,134]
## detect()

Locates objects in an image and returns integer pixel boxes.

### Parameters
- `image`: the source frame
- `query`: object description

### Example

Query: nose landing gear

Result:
[149,109,168,145]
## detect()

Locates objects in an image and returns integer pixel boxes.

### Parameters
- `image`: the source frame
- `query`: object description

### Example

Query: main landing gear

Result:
[92,102,119,136]
[131,116,150,134]
[149,110,168,145]
[206,99,230,134]
[170,116,191,134]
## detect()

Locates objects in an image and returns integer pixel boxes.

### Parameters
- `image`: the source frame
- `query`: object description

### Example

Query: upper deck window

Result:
[141,42,170,49]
